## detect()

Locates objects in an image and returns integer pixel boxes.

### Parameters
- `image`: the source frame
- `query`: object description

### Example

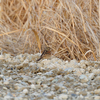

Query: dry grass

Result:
[0,0,99,61]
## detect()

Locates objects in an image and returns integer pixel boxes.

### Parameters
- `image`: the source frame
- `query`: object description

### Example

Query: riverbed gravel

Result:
[0,53,100,100]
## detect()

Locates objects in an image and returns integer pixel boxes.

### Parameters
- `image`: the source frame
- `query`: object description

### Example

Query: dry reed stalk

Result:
[0,0,99,61]
[99,0,100,29]
[0,0,2,19]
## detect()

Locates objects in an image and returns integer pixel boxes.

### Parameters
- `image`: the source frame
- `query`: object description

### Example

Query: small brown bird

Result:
[36,47,51,62]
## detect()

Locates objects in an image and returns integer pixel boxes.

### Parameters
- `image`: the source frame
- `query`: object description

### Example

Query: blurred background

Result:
[0,0,99,61]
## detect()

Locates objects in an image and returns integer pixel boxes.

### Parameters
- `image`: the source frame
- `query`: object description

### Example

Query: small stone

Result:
[44,91,54,99]
[23,59,29,67]
[77,95,84,100]
[31,84,36,89]
[92,69,100,75]
[59,94,68,99]
[4,81,9,85]
[88,73,94,80]
[23,89,28,95]
[94,96,100,100]
[94,64,99,68]
[14,84,25,91]
[94,89,100,94]
[2,64,7,67]
[68,59,78,68]
[22,76,30,82]
[0,55,4,59]
[14,97,23,100]
[64,68,73,74]
[16,64,24,69]
[95,76,100,81]
[0,75,3,80]
[79,91,87,96]
[4,54,11,59]
[62,89,67,93]
[3,87,7,90]
[4,95,13,100]
[71,93,77,97]
[64,75,75,82]
[29,62,36,67]
[79,75,88,82]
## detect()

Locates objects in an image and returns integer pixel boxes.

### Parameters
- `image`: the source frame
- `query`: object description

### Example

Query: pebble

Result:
[79,75,88,82]
[94,89,100,94]
[0,53,100,99]
[59,94,68,99]
[30,84,36,89]
[23,89,28,94]
[94,96,100,100]
[88,73,94,80]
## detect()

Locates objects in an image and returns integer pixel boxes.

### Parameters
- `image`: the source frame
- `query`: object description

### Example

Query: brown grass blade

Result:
[32,29,41,51]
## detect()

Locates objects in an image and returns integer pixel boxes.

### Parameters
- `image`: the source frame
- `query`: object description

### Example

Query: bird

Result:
[36,47,52,62]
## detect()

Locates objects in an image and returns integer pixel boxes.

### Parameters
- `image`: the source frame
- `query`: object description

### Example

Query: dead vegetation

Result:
[0,0,99,61]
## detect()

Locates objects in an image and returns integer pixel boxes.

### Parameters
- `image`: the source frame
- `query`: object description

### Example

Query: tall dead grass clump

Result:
[0,0,99,61]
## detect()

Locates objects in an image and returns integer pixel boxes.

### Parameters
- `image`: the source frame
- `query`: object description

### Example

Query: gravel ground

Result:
[0,53,100,100]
